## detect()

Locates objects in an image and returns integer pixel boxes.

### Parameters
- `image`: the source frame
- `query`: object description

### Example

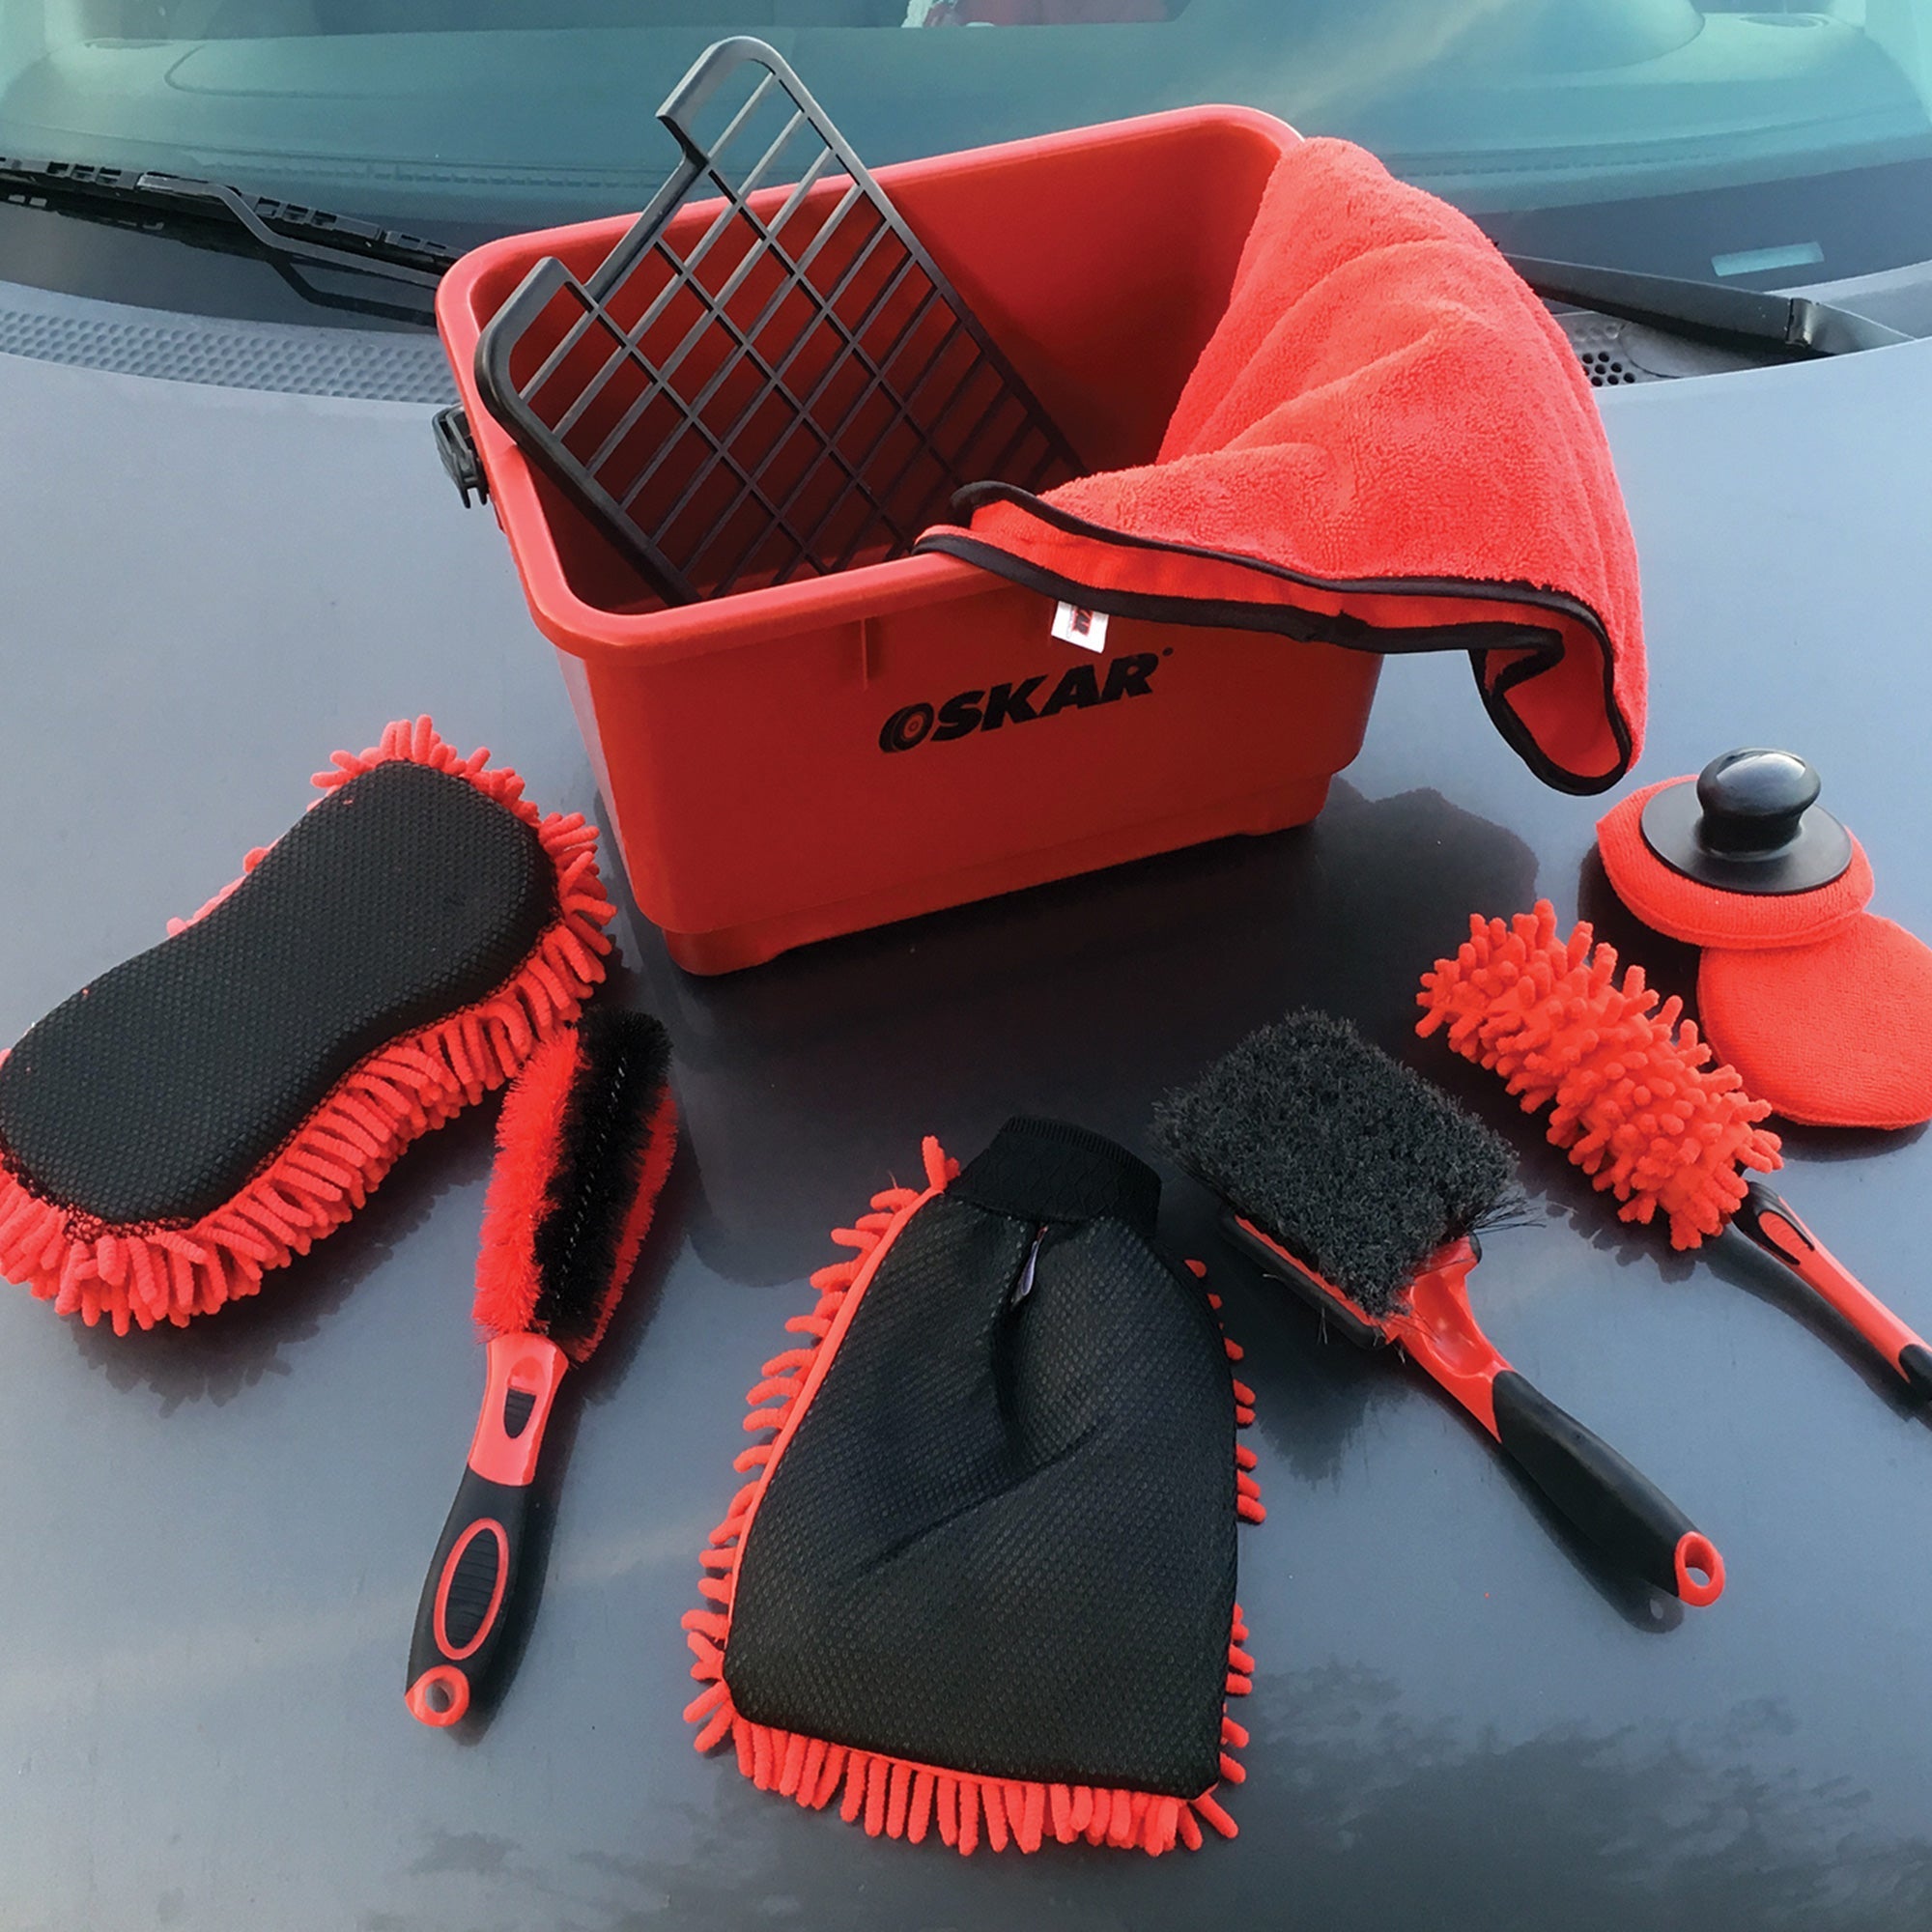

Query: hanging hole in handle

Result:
[406,1664,470,1728]
[1674,1532,1725,1607]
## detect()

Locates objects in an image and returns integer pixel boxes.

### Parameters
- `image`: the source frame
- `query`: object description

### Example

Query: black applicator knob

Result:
[1698,749,1818,854]
[1640,747,1854,894]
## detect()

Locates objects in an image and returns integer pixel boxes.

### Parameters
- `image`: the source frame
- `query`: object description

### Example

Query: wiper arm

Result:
[0,156,460,290]
[1505,252,1908,359]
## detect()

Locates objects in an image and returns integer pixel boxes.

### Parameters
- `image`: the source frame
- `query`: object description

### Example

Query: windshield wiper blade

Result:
[0,156,460,289]
[1505,252,1908,359]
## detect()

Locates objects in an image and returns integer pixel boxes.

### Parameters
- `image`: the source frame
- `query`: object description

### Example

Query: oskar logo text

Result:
[879,653,1160,754]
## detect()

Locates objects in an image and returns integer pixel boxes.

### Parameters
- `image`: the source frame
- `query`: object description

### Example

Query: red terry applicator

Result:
[1419,903,1932,1406]
[1596,753,1932,1129]
[406,1008,677,1727]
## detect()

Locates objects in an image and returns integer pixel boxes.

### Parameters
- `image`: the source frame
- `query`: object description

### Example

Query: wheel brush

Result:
[1153,1010,1724,1605]
[406,1007,677,1727]
[1419,901,1932,1406]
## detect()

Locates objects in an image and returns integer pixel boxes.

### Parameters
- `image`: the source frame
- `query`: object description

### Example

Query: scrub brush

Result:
[1419,902,1932,1405]
[406,1008,678,1727]
[1154,1011,1723,1605]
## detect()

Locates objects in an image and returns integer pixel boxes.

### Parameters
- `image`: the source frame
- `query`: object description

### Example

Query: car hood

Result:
[7,303,1932,1932]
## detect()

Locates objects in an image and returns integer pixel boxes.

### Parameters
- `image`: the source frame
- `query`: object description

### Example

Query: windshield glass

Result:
[5,2,1932,285]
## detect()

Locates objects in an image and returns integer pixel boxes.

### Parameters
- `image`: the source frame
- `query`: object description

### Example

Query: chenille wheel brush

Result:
[406,1008,677,1727]
[1419,902,1932,1406]
[1154,1012,1724,1606]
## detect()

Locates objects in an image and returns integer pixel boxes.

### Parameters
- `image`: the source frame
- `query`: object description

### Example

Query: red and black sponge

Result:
[0,717,614,1333]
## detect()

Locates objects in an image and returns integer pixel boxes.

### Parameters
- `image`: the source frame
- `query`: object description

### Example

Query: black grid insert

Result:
[473,37,1083,606]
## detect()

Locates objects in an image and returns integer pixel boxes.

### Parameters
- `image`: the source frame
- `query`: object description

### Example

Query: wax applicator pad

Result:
[1599,781,1932,1128]
[681,1120,1263,1857]
[0,718,614,1332]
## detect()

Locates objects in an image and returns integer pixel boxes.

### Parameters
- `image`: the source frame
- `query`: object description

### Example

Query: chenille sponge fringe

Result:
[1417,900,1782,1248]
[0,716,614,1334]
[681,1140,1261,1857]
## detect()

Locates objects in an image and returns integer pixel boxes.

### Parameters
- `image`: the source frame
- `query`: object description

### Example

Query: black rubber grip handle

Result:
[1491,1370,1723,1604]
[405,1465,533,1725]
[1733,1181,1932,1402]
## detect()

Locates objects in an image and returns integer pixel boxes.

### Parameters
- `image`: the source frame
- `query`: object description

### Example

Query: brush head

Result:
[1152,1010,1515,1317]
[1416,901,1781,1248]
[473,1007,677,1362]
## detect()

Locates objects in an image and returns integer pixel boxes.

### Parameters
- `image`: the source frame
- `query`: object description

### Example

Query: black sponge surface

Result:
[1151,1010,1513,1317]
[0,760,556,1228]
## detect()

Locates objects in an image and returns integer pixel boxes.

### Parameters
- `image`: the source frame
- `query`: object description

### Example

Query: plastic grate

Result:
[473,37,1083,606]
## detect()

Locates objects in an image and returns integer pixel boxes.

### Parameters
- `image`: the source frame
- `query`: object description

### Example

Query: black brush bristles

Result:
[474,1007,678,1362]
[1151,1010,1515,1318]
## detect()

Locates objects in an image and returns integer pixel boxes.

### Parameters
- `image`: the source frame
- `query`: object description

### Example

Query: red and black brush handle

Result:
[1384,1243,1723,1606]
[1226,1217,1724,1605]
[406,1331,570,1726]
[1734,1181,1932,1406]
[1484,1370,1722,1605]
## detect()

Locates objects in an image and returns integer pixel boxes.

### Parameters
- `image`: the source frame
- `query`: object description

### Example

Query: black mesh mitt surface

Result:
[682,1119,1263,1856]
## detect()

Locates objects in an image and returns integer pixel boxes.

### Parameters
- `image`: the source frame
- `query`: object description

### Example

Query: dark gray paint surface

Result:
[2,327,1931,1932]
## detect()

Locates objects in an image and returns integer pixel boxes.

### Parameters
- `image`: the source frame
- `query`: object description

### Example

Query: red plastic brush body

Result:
[1387,1239,1509,1435]
[407,1015,677,1728]
[404,1333,572,1727]
[1236,1217,1503,1427]
[1227,1213,1723,1605]
[1421,903,1932,1407]
[466,1333,571,1488]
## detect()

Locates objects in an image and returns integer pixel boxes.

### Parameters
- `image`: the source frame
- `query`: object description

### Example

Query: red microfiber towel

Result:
[918,136,1644,794]
[1597,781,1932,1129]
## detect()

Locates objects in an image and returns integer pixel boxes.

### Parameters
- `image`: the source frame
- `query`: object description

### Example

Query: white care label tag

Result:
[1051,602,1109,653]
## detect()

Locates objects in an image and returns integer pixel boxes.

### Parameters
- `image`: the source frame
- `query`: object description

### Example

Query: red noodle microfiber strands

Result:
[683,1119,1261,1856]
[1419,903,1932,1406]
[0,717,613,1334]
[918,136,1644,795]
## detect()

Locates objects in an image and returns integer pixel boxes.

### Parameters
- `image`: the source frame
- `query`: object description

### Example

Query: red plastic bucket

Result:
[439,105,1380,975]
